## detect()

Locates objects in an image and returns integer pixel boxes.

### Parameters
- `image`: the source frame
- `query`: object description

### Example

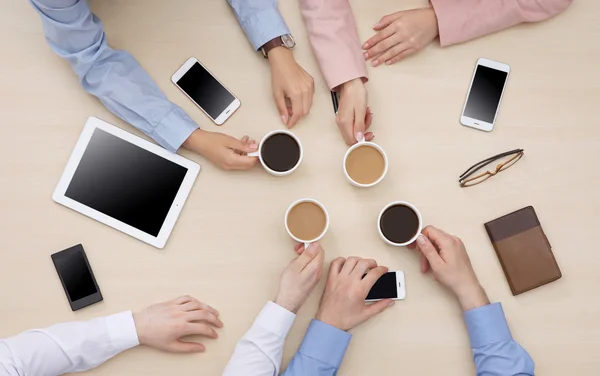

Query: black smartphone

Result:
[51,244,103,311]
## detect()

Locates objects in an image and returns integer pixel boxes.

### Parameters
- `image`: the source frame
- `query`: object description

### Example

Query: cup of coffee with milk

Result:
[343,137,388,187]
[285,198,329,248]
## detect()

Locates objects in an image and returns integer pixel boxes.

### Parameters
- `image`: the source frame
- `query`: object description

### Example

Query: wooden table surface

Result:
[1,1,599,375]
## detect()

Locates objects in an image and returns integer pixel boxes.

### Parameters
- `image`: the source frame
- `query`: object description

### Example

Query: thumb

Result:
[364,299,394,320]
[274,91,289,126]
[416,234,443,270]
[170,341,205,353]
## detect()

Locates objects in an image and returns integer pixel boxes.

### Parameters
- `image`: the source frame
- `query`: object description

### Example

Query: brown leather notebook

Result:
[484,206,561,295]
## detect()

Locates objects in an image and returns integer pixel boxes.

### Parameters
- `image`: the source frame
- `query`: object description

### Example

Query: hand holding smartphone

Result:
[172,57,240,125]
[365,271,406,302]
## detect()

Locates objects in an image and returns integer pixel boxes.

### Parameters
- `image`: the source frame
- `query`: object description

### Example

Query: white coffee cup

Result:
[285,198,330,249]
[343,138,388,188]
[248,130,303,176]
[378,201,422,246]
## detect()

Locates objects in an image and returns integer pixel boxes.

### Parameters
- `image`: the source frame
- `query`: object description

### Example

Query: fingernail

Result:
[388,300,395,307]
[281,115,288,125]
[371,60,379,67]
[363,42,369,49]
[417,234,426,246]
[386,60,392,65]
[355,132,364,141]
[249,143,258,150]
[363,51,369,59]
[373,22,379,28]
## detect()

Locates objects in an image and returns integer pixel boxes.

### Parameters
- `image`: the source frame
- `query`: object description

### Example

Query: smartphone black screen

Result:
[464,65,508,123]
[366,272,398,300]
[176,62,235,119]
[52,245,102,310]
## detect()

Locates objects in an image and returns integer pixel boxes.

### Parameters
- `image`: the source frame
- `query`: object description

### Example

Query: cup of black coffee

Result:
[378,201,422,246]
[248,130,302,176]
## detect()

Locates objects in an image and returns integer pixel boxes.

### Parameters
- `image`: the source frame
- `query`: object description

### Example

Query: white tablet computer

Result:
[53,117,200,249]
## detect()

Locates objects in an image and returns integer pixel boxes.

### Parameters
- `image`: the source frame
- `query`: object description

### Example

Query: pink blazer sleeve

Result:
[300,0,368,90]
[430,0,574,46]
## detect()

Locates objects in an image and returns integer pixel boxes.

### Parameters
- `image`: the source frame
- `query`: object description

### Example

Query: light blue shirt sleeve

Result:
[464,303,535,376]
[227,0,290,50]
[281,320,351,376]
[30,0,198,153]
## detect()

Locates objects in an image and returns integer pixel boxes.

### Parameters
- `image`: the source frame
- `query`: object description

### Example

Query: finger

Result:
[274,90,289,126]
[366,27,399,58]
[295,242,321,271]
[241,135,249,143]
[365,107,373,130]
[169,340,205,353]
[225,154,259,170]
[173,295,194,305]
[336,104,357,145]
[372,12,403,31]
[305,244,325,275]
[385,48,418,65]
[287,94,303,128]
[185,323,219,339]
[364,299,395,319]
[294,243,304,255]
[228,138,258,154]
[351,259,377,279]
[329,257,346,276]
[375,43,410,67]
[365,132,375,141]
[181,299,220,317]
[416,234,444,270]
[186,310,224,328]
[302,85,313,117]
[340,257,360,275]
[421,225,454,249]
[353,106,367,142]
[362,265,389,289]
[420,252,430,273]
[365,19,398,50]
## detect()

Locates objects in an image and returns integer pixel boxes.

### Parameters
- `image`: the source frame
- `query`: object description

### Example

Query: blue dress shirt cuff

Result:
[237,7,290,51]
[152,107,199,153]
[297,320,352,369]
[464,303,512,348]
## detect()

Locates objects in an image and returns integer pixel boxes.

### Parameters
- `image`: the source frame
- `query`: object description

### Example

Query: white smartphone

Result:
[171,57,240,125]
[365,271,406,302]
[460,58,511,132]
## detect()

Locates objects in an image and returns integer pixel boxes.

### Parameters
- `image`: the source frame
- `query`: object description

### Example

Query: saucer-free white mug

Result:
[248,130,303,176]
[285,198,330,249]
[343,138,388,188]
[378,201,422,246]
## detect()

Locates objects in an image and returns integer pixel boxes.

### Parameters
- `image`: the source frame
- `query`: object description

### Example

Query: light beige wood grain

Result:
[1,0,599,375]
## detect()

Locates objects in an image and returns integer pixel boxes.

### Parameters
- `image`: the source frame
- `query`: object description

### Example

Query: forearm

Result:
[0,312,138,376]
[30,0,198,152]
[430,0,574,46]
[227,0,290,50]
[464,303,535,376]
[299,0,367,90]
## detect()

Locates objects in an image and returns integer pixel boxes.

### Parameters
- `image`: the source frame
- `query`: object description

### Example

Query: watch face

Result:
[281,34,295,49]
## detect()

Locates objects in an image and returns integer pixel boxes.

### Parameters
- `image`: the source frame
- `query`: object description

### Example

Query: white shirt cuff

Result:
[105,311,140,353]
[253,301,296,337]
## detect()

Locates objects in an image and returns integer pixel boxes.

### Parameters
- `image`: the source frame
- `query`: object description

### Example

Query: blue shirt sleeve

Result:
[29,0,198,153]
[464,303,535,376]
[282,320,351,376]
[227,0,290,50]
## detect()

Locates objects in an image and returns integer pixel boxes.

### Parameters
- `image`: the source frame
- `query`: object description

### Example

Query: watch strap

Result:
[261,37,284,58]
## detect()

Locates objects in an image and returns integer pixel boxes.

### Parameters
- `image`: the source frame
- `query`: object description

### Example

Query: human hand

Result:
[183,129,258,170]
[315,257,394,331]
[410,226,489,311]
[336,78,374,145]
[269,47,314,128]
[274,243,325,313]
[133,295,223,353]
[363,8,439,67]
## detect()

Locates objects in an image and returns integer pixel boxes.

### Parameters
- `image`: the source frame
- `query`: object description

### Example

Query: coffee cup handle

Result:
[303,242,312,250]
[247,151,260,157]
[357,136,366,144]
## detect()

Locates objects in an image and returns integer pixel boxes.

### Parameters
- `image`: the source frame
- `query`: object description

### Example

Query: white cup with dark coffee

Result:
[378,201,422,246]
[343,138,388,187]
[248,130,303,176]
[285,198,329,248]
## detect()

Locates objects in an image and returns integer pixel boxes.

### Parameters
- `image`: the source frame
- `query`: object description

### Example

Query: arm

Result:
[281,320,351,376]
[464,303,534,376]
[299,0,367,91]
[0,312,138,376]
[29,0,198,153]
[430,0,574,46]
[222,302,296,376]
[227,0,290,51]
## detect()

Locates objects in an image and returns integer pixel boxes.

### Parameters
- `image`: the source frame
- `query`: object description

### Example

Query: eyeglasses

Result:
[459,149,524,187]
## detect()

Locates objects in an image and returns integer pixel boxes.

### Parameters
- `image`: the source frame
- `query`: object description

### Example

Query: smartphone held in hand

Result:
[365,271,406,302]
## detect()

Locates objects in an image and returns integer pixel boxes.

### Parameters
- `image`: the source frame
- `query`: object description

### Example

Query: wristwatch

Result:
[261,34,295,58]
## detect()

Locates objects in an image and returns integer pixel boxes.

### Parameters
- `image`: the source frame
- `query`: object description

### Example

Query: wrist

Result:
[455,283,489,311]
[427,7,440,37]
[132,311,148,346]
[183,129,208,154]
[274,294,300,314]
[315,310,346,331]
[268,46,294,66]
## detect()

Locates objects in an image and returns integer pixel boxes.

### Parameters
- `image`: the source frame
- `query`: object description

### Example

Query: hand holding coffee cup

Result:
[248,130,302,176]
[343,137,388,187]
[285,199,329,249]
[378,201,422,246]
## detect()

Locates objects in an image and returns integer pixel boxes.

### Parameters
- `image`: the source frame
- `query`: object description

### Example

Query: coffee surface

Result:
[261,133,300,172]
[287,202,327,241]
[345,145,385,185]
[380,204,420,244]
